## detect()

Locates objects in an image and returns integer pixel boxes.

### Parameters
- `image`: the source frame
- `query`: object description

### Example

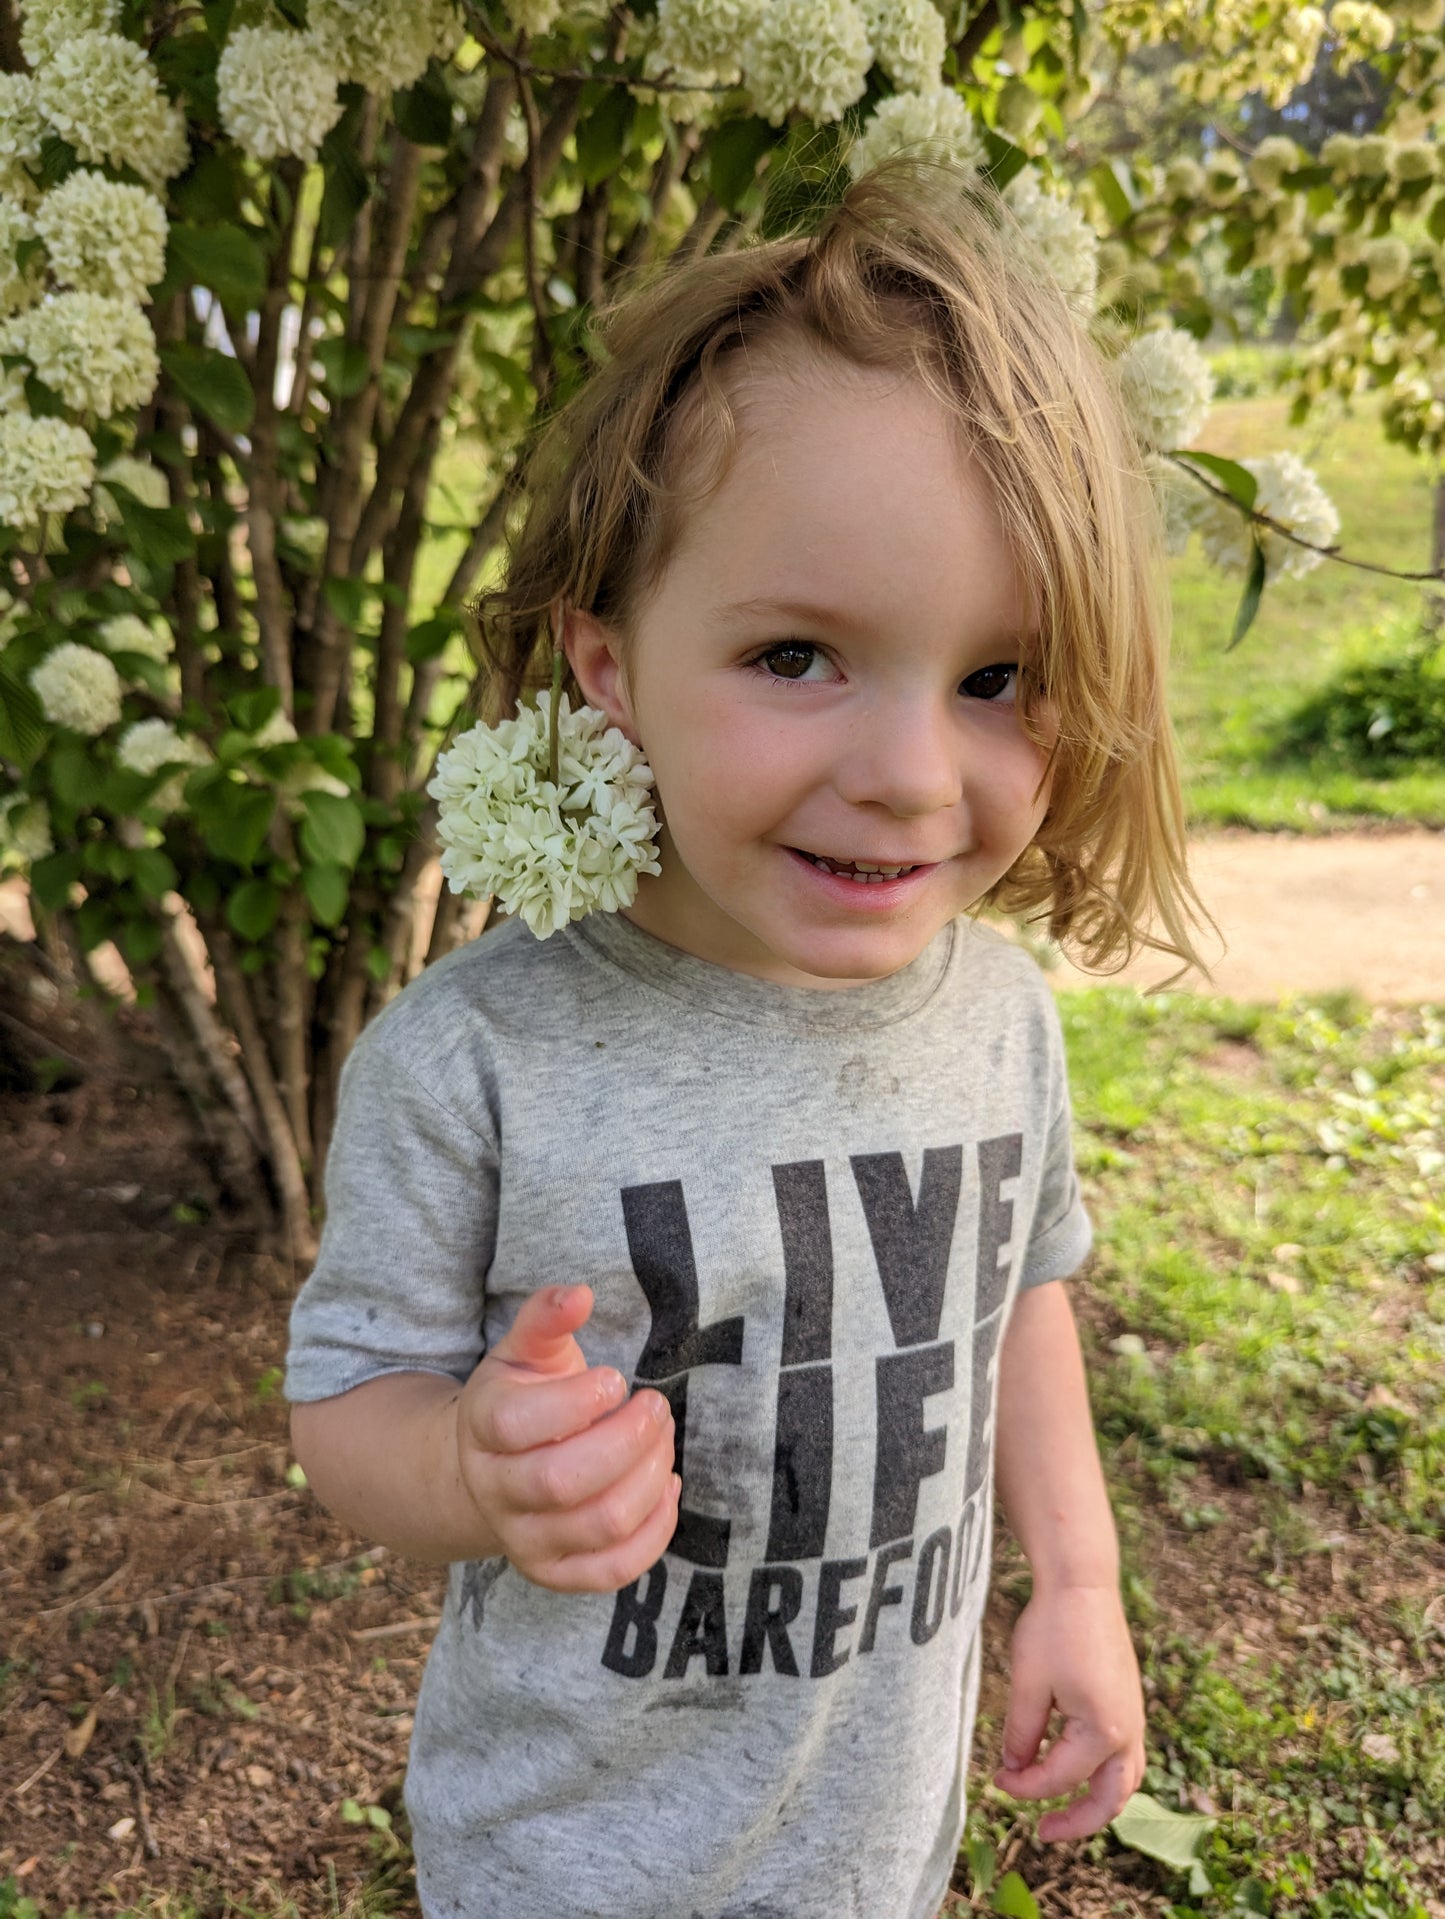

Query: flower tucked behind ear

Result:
[427,689,661,938]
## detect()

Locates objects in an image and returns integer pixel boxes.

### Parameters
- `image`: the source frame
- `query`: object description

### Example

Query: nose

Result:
[833,694,963,819]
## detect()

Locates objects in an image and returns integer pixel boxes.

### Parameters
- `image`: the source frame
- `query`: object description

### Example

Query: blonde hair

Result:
[475,165,1204,974]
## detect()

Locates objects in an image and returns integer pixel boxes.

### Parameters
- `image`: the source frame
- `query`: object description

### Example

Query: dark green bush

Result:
[1271,632,1445,769]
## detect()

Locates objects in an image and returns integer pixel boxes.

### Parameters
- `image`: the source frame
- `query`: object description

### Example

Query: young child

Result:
[286,169,1200,1919]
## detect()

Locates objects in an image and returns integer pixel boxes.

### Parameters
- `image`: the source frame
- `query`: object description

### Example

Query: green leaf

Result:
[227,686,283,733]
[1088,158,1134,226]
[1430,195,1445,246]
[323,575,371,628]
[151,31,219,123]
[115,496,196,567]
[576,85,637,188]
[1175,449,1258,512]
[120,916,164,968]
[392,69,454,147]
[966,1835,998,1896]
[302,860,349,926]
[159,341,255,436]
[300,789,365,869]
[48,739,106,810]
[37,134,78,188]
[1110,1791,1216,1896]
[193,778,275,867]
[166,221,268,315]
[366,944,393,984]
[315,335,371,399]
[979,127,1030,194]
[28,850,80,914]
[227,876,281,941]
[131,847,179,899]
[405,612,460,663]
[0,663,45,766]
[708,116,776,213]
[317,102,372,250]
[1228,536,1268,652]
[990,1870,1040,1919]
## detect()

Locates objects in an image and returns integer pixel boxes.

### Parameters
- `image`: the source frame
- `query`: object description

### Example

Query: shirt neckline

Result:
[563,909,957,1032]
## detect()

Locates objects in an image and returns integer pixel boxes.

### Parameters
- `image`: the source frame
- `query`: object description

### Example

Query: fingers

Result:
[540,1469,683,1594]
[995,1723,1144,1841]
[494,1387,674,1513]
[1000,1671,1055,1777]
[467,1362,631,1455]
[487,1284,595,1378]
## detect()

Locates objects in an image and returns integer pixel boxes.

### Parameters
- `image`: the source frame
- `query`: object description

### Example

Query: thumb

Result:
[998,1667,1056,1780]
[489,1284,595,1378]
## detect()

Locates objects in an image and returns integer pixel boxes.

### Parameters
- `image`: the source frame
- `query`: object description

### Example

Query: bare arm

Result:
[989,1276,1145,1840]
[993,1277,1119,1591]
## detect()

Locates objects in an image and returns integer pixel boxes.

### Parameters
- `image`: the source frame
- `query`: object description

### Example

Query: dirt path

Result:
[1050,827,1445,1003]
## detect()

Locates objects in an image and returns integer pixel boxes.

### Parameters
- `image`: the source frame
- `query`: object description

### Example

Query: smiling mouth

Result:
[794,851,926,883]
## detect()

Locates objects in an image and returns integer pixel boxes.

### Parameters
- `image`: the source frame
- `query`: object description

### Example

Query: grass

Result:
[1040,986,1444,1913]
[1169,390,1445,830]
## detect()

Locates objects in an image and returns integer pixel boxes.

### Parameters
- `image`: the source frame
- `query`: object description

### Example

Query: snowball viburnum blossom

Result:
[0,198,42,317]
[741,0,872,126]
[1116,326,1215,451]
[3,292,159,418]
[0,794,54,865]
[857,0,946,93]
[309,0,463,96]
[117,716,210,810]
[31,640,123,734]
[1195,451,1341,582]
[98,612,173,663]
[428,689,662,938]
[34,171,168,304]
[1003,168,1098,316]
[652,0,765,78]
[18,0,118,67]
[0,412,95,527]
[35,32,189,190]
[849,88,985,179]
[0,74,46,203]
[217,26,343,163]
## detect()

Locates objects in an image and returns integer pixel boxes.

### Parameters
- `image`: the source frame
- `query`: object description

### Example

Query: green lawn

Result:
[1168,394,1445,829]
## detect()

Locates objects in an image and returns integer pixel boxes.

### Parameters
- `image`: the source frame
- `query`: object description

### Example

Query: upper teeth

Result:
[811,855,915,880]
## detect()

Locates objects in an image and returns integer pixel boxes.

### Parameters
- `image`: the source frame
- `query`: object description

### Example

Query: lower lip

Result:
[785,848,939,908]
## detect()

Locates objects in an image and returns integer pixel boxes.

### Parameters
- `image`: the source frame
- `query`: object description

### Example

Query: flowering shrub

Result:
[0,0,1417,1245]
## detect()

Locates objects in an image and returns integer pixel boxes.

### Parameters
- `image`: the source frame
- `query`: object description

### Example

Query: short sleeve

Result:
[1018,1032,1091,1290]
[284,1020,500,1404]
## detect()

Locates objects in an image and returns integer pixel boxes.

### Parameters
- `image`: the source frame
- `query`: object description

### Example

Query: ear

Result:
[562,606,637,739]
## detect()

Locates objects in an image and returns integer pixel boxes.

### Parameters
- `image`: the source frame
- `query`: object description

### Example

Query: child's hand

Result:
[992,1582,1146,1842]
[455,1284,680,1593]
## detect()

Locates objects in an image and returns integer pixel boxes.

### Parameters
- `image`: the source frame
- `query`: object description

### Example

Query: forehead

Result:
[654,351,1022,627]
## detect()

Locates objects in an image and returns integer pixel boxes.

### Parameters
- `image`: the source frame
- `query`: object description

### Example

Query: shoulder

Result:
[340,916,593,1115]
[947,916,1061,1017]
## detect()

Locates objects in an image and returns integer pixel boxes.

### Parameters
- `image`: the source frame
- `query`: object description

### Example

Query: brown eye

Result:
[760,643,822,680]
[961,664,1018,704]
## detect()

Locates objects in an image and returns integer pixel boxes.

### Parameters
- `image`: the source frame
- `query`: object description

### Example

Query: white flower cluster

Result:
[1329,0,1395,70]
[216,26,343,163]
[741,0,872,126]
[35,32,188,190]
[1003,168,1099,315]
[857,0,946,93]
[117,716,210,811]
[309,0,463,96]
[30,639,123,734]
[652,0,764,79]
[98,612,173,664]
[34,170,168,305]
[848,88,985,179]
[0,793,53,865]
[0,412,95,528]
[1144,455,1202,557]
[1,291,159,418]
[0,198,42,317]
[429,690,662,938]
[19,0,118,68]
[1116,326,1215,450]
[1195,451,1341,582]
[0,74,46,203]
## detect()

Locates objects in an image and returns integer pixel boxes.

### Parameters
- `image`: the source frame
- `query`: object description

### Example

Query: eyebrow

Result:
[709,595,859,630]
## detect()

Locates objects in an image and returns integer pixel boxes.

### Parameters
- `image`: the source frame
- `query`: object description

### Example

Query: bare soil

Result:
[1051,828,1445,1003]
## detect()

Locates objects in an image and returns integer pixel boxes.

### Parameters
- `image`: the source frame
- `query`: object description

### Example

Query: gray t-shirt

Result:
[286,909,1090,1919]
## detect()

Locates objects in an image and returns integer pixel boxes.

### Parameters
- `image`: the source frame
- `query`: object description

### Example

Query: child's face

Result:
[570,355,1052,989]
